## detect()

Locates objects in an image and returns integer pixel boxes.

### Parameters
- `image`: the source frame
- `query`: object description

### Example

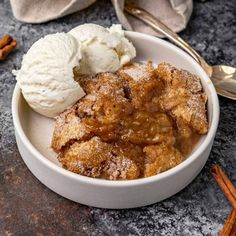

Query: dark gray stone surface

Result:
[0,0,235,235]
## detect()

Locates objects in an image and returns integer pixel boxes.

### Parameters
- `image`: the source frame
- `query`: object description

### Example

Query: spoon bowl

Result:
[211,65,236,99]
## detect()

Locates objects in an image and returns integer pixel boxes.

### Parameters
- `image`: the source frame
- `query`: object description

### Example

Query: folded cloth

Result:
[10,0,192,36]
[112,0,193,36]
[9,0,96,23]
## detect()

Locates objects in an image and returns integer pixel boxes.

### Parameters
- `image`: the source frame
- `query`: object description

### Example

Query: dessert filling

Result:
[51,62,208,180]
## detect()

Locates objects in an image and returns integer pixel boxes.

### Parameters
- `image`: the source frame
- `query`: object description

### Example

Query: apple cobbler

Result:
[51,62,208,180]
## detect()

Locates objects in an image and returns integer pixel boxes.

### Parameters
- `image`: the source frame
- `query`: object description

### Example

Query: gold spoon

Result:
[124,3,236,100]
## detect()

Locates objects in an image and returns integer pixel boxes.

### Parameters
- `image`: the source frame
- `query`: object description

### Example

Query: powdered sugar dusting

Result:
[124,67,150,81]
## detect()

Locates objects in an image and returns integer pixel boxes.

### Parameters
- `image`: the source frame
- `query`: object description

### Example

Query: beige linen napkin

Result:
[112,0,193,36]
[9,0,96,23]
[10,0,192,35]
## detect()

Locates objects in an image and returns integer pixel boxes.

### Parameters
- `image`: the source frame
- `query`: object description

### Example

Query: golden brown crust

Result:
[156,63,208,135]
[51,62,208,180]
[118,62,164,111]
[59,137,141,180]
[51,106,92,152]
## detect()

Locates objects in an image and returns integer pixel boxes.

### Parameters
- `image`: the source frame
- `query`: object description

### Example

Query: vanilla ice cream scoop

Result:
[13,33,85,118]
[69,24,136,75]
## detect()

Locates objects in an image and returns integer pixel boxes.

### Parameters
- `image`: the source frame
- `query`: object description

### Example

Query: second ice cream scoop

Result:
[69,24,136,75]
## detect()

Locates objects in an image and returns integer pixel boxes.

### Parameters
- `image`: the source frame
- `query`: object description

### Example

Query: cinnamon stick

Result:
[211,164,236,236]
[0,39,17,61]
[229,220,236,236]
[220,209,236,236]
[211,165,236,209]
[0,35,12,49]
[217,166,236,198]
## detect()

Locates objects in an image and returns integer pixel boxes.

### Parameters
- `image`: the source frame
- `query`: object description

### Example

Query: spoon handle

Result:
[124,4,212,76]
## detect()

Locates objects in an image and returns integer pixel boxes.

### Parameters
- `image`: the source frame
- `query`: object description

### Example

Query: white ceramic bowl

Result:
[12,31,219,209]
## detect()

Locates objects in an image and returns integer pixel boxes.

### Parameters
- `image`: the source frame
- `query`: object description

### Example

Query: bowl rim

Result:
[12,30,219,187]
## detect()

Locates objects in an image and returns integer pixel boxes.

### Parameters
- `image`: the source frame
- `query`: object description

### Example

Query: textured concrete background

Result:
[0,0,236,235]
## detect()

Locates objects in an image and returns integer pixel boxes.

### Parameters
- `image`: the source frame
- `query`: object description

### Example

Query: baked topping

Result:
[51,62,208,180]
